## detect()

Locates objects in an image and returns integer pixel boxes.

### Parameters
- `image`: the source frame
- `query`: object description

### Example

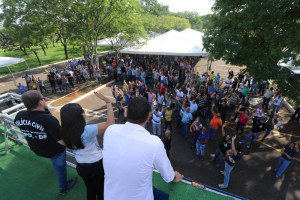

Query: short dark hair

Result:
[60,103,85,150]
[21,90,43,110]
[236,145,242,152]
[127,97,151,124]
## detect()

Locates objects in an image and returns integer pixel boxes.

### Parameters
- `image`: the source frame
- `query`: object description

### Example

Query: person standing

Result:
[103,97,183,200]
[22,73,31,90]
[152,108,163,136]
[195,127,209,160]
[210,124,232,167]
[14,90,77,195]
[60,92,114,200]
[275,141,299,178]
[164,106,173,131]
[219,135,243,189]
[181,107,193,138]
[207,104,223,140]
[163,129,172,158]
[37,77,48,94]
[239,116,267,148]
[263,87,274,111]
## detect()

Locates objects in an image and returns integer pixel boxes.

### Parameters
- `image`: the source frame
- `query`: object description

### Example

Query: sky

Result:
[157,0,214,16]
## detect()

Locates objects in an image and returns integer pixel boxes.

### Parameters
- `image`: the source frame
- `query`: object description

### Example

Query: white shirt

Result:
[189,101,198,114]
[152,110,163,124]
[103,123,175,200]
[273,96,284,106]
[157,94,164,104]
[73,124,102,163]
[176,89,184,100]
[225,78,232,87]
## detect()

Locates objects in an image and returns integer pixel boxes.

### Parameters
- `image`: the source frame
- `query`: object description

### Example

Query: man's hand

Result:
[222,123,227,128]
[173,171,184,183]
[232,135,237,141]
[94,92,111,103]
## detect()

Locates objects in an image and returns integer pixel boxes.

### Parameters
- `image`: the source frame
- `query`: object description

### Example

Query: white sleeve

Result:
[153,141,175,183]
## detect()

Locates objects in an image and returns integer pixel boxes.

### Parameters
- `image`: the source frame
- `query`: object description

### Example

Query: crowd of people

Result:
[9,54,299,200]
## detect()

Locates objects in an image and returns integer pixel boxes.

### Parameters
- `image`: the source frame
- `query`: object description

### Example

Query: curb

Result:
[0,50,113,79]
[47,80,115,110]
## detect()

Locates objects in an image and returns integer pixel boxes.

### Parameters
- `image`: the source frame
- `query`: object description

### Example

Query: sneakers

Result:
[218,184,227,189]
[60,177,78,195]
[219,170,224,175]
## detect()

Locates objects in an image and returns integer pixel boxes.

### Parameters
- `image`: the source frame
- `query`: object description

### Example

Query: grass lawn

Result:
[0,43,111,77]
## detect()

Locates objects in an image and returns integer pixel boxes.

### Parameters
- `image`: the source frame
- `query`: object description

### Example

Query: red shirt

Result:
[157,86,166,95]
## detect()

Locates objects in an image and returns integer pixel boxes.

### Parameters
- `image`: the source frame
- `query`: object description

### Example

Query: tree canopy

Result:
[203,0,300,104]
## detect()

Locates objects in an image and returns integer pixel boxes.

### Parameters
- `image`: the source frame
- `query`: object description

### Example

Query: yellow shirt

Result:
[210,74,216,80]
[165,110,173,121]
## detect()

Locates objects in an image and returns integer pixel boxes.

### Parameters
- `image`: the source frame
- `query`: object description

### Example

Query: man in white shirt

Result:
[103,97,183,200]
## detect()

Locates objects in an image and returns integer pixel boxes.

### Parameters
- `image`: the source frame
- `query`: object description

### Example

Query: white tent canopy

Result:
[120,29,208,56]
[0,57,25,68]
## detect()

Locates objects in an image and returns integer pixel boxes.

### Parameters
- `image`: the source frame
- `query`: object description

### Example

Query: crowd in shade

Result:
[12,54,299,200]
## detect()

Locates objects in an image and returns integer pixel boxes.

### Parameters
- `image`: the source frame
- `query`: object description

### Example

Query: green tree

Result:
[154,15,191,32]
[203,0,300,104]
[172,11,203,30]
[139,0,169,16]
[201,14,213,30]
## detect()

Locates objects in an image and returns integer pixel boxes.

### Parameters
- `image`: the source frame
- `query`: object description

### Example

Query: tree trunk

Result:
[76,38,87,57]
[52,40,56,47]
[41,45,47,56]
[20,46,28,55]
[45,43,48,49]
[94,38,99,69]
[32,50,41,65]
[63,44,68,60]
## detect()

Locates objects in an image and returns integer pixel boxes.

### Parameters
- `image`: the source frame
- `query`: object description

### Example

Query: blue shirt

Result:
[181,112,193,123]
[73,124,102,163]
[18,85,26,94]
[209,87,216,93]
[197,131,209,143]
[124,93,131,105]
[216,75,220,83]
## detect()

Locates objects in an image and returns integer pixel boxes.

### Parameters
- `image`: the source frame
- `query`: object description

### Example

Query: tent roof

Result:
[120,29,208,56]
[0,57,26,68]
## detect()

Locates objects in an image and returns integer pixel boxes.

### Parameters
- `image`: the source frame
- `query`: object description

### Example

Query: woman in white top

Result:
[61,92,114,200]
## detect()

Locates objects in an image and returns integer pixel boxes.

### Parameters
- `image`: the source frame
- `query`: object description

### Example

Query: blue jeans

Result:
[141,77,146,85]
[50,151,68,190]
[263,127,273,139]
[251,82,257,94]
[196,143,206,157]
[156,103,162,112]
[224,86,230,94]
[207,125,217,140]
[181,122,189,138]
[223,161,235,187]
[153,187,169,200]
[212,148,225,166]
[58,84,65,92]
[263,97,271,110]
[149,102,153,110]
[272,105,280,116]
[276,156,291,177]
[240,131,260,146]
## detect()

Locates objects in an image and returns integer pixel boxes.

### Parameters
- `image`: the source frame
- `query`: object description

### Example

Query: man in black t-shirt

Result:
[239,116,267,148]
[14,91,77,195]
[210,124,232,167]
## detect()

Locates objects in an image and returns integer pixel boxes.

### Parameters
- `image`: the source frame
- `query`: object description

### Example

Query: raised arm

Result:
[221,123,227,137]
[231,135,237,155]
[94,92,115,134]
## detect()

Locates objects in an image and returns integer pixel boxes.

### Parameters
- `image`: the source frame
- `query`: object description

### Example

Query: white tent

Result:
[120,29,208,56]
[0,57,26,85]
[0,57,25,68]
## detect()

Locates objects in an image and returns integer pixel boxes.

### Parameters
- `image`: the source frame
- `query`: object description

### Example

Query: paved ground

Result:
[1,57,299,200]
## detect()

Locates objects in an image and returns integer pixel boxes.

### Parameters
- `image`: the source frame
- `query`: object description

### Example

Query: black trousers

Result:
[291,107,300,121]
[76,159,104,200]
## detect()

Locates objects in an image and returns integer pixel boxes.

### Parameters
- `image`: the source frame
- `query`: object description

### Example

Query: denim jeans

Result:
[156,103,162,112]
[50,151,68,190]
[181,122,189,138]
[153,123,161,136]
[212,148,225,166]
[272,105,280,116]
[39,85,47,94]
[141,77,146,85]
[263,127,274,139]
[223,161,235,187]
[276,156,291,177]
[207,125,217,140]
[196,143,206,157]
[149,102,153,110]
[224,86,230,94]
[251,82,257,94]
[58,84,65,92]
[263,97,271,110]
[240,131,260,146]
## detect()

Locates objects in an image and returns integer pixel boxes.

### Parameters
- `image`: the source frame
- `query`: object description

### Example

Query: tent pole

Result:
[7,66,17,86]
[25,61,33,76]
